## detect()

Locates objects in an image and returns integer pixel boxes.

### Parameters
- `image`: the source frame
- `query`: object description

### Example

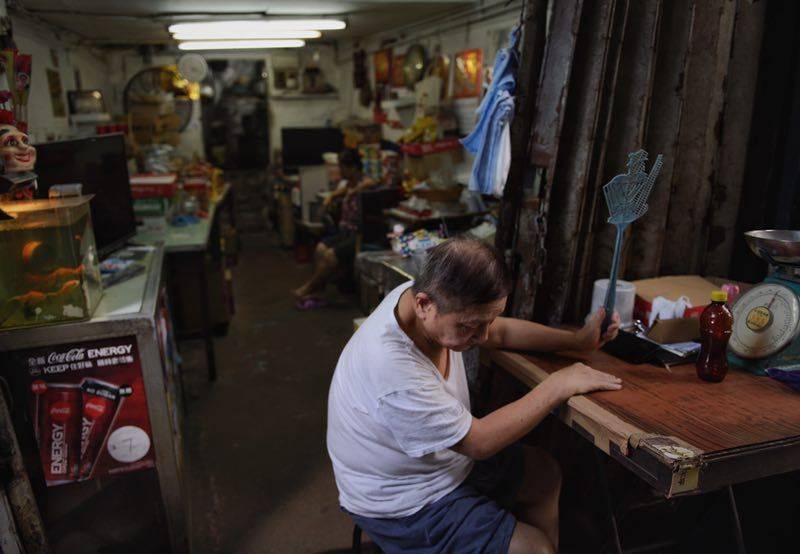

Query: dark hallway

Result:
[183,234,361,553]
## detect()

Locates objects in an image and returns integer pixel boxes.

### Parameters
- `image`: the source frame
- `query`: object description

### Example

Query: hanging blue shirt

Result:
[461,27,520,196]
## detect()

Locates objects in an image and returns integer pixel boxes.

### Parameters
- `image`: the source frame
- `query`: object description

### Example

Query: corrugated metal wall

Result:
[499,0,799,323]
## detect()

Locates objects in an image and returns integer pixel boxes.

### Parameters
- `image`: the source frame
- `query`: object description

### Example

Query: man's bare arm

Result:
[452,363,622,460]
[484,309,621,352]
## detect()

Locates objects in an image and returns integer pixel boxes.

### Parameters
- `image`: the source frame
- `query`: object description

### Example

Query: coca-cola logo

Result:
[50,401,73,423]
[84,400,106,419]
[47,349,85,364]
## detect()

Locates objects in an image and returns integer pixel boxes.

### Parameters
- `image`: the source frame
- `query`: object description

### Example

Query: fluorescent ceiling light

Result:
[169,20,346,34]
[268,5,350,16]
[173,30,321,40]
[178,40,305,50]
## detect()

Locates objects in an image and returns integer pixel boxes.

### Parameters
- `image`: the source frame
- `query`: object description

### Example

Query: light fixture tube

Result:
[178,39,306,50]
[173,30,321,40]
[169,20,346,34]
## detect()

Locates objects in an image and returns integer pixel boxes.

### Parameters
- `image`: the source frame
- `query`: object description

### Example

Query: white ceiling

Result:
[15,0,477,44]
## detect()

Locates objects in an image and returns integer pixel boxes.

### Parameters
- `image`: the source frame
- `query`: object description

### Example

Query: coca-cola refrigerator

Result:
[0,245,188,553]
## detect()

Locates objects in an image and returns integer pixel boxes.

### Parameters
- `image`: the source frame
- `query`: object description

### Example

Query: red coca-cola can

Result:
[79,379,126,480]
[36,383,82,485]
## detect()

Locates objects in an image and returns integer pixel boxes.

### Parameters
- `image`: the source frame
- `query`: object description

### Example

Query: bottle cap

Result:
[711,290,728,302]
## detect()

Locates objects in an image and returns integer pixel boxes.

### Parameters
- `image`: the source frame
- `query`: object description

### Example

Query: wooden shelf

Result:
[271,93,339,101]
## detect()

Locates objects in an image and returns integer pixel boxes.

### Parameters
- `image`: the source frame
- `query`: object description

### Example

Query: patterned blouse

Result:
[339,181,360,234]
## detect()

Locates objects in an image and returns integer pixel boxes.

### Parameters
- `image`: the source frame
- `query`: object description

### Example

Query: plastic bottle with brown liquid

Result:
[695,290,734,383]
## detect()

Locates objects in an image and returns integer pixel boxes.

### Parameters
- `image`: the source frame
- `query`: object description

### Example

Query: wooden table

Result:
[488,347,800,551]
[486,348,800,498]
[133,184,235,380]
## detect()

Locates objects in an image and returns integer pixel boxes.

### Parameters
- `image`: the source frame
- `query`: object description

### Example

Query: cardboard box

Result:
[133,197,171,217]
[129,101,174,118]
[130,173,178,199]
[646,317,700,344]
[136,214,168,233]
[632,275,719,322]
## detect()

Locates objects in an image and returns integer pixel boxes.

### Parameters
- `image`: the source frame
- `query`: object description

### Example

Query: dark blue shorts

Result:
[347,444,524,553]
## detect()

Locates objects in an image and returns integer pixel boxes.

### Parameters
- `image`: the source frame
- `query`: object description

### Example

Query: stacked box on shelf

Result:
[130,173,178,233]
[182,176,211,211]
[401,139,463,188]
[129,103,181,146]
[359,143,382,182]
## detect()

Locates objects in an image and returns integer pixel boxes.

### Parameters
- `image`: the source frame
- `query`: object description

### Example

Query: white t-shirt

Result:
[327,282,474,518]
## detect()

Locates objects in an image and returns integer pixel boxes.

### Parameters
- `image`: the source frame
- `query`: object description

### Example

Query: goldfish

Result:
[21,241,42,264]
[1,279,82,323]
[24,265,84,289]
[10,279,80,305]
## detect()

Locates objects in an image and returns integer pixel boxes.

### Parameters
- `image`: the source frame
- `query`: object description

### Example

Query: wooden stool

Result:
[352,524,362,553]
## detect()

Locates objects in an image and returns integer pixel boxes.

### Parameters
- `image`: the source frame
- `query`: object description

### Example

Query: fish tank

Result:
[0,195,103,330]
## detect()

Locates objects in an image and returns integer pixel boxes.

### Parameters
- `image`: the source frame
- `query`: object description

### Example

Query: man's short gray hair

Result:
[411,237,512,313]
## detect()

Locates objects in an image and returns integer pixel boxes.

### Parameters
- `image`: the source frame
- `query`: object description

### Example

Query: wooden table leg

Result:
[727,485,747,554]
[200,252,217,381]
[595,449,623,554]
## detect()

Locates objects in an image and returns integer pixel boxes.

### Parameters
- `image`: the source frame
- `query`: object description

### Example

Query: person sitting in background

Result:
[293,149,374,308]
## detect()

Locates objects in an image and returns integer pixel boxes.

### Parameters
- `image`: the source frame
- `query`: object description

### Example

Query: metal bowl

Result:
[745,230,800,266]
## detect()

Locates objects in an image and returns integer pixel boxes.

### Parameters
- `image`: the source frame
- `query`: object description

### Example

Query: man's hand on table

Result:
[573,308,621,351]
[543,308,623,399]
[545,362,622,402]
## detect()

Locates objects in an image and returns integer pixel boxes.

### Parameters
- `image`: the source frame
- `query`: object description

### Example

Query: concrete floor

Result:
[183,233,363,553]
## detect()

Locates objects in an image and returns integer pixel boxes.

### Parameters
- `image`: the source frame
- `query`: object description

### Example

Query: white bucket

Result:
[591,279,636,325]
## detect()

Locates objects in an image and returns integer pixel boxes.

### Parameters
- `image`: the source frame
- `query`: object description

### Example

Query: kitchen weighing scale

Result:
[728,230,800,375]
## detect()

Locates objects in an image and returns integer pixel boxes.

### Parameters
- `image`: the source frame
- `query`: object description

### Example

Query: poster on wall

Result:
[46,68,66,117]
[373,48,392,84]
[453,49,483,98]
[13,336,155,486]
[391,55,405,88]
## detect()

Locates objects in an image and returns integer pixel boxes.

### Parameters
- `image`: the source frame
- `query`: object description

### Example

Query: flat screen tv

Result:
[282,127,343,171]
[34,134,136,258]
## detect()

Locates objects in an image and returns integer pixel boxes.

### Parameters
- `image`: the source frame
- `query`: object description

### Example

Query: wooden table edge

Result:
[485,348,708,497]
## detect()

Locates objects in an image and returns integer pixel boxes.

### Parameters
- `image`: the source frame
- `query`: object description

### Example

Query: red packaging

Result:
[36,383,82,485]
[20,337,156,486]
[79,379,131,479]
[130,173,178,199]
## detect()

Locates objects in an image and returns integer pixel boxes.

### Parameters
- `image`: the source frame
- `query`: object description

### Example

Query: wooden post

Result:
[627,0,694,281]
[508,0,585,320]
[569,0,630,322]
[704,0,767,277]
[0,392,49,553]
[584,0,661,302]
[660,0,737,275]
[532,0,617,324]
[496,0,548,308]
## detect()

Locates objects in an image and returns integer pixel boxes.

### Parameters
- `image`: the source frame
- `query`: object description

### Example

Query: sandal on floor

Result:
[295,296,329,310]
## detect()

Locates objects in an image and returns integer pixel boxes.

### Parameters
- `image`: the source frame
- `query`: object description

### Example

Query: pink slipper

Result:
[295,296,329,310]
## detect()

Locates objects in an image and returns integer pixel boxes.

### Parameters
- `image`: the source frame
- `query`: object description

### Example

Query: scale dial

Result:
[730,283,800,359]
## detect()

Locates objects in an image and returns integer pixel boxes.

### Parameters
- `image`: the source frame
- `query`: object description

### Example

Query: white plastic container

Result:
[591,279,636,325]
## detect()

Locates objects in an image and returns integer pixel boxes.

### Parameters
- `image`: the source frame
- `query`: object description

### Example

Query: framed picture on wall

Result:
[453,49,483,98]
[67,90,106,114]
[391,55,405,88]
[46,68,66,117]
[373,48,392,84]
